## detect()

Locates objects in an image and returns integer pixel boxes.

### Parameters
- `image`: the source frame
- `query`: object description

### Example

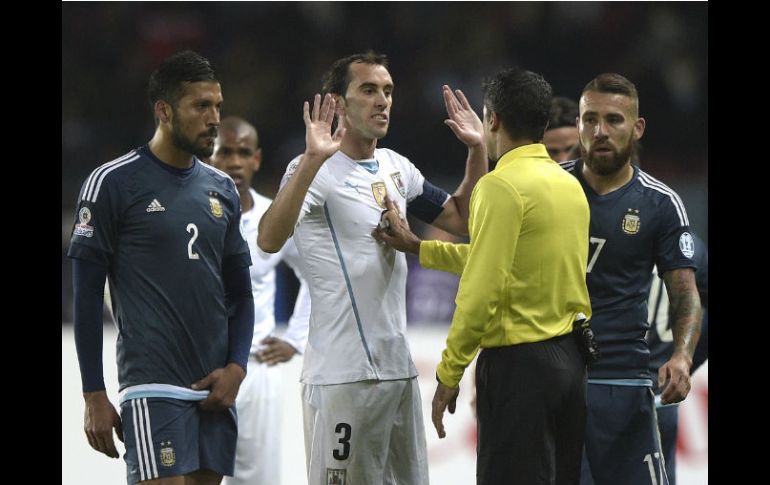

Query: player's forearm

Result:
[257,154,325,252]
[670,288,702,363]
[449,144,488,224]
[666,269,702,363]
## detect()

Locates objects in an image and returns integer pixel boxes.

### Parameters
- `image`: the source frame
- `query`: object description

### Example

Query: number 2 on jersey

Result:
[187,223,200,260]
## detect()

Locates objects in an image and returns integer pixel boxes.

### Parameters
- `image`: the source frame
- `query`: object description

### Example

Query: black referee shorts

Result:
[476,333,587,485]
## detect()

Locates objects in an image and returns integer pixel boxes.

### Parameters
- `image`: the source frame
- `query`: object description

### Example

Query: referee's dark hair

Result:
[482,67,553,142]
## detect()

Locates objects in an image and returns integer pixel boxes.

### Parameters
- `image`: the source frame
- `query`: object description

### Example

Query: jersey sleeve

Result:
[419,240,469,275]
[654,194,698,275]
[437,176,523,387]
[401,157,427,203]
[67,171,121,267]
[223,180,252,267]
[399,156,451,223]
[279,154,331,224]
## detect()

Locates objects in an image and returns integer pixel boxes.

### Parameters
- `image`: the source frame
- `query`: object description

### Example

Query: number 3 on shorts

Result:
[333,422,351,460]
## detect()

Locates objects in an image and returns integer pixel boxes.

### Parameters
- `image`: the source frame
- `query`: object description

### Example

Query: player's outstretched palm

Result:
[443,85,483,148]
[304,93,346,161]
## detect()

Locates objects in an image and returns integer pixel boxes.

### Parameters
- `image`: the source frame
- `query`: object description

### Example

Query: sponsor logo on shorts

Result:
[326,468,346,485]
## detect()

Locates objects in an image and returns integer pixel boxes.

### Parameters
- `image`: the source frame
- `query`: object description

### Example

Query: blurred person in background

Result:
[210,116,311,485]
[68,50,254,485]
[559,73,701,485]
[543,96,580,163]
[257,51,488,485]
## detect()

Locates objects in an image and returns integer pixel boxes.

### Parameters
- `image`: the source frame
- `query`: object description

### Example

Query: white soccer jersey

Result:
[280,148,427,385]
[240,188,310,355]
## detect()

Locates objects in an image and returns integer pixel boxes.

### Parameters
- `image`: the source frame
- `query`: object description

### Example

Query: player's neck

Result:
[340,134,377,161]
[581,161,634,196]
[239,188,254,213]
[148,131,195,169]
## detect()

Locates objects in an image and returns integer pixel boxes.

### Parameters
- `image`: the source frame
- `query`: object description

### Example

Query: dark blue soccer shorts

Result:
[580,385,669,485]
[655,401,679,484]
[120,397,237,484]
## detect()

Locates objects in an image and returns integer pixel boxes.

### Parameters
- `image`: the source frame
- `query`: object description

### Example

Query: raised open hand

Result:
[304,93,346,161]
[443,85,483,148]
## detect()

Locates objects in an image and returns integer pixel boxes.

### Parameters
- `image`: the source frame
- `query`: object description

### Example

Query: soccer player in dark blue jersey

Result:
[646,232,708,484]
[560,73,702,485]
[68,50,255,485]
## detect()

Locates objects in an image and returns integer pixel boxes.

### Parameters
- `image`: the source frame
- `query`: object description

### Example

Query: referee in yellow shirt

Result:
[374,67,592,485]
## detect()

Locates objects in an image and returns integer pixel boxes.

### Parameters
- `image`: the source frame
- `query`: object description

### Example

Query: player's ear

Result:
[489,111,501,133]
[155,101,171,124]
[253,148,262,173]
[334,94,346,117]
[633,117,646,141]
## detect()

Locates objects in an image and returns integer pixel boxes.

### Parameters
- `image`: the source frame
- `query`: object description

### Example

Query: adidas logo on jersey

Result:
[146,199,166,212]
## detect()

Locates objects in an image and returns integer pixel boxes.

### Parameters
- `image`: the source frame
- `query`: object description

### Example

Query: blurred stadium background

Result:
[62,3,707,484]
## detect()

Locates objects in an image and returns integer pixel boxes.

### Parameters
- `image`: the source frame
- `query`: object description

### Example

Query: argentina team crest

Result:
[159,441,176,467]
[371,181,387,208]
[208,191,224,218]
[326,468,347,485]
[390,172,406,197]
[621,209,640,235]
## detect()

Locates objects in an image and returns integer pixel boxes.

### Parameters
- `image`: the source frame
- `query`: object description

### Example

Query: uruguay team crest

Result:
[209,197,223,218]
[621,209,640,235]
[159,441,176,467]
[371,181,387,208]
[326,468,346,485]
[390,172,406,197]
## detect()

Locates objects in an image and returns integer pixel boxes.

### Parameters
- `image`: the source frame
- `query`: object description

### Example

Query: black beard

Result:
[581,136,635,176]
[171,118,215,159]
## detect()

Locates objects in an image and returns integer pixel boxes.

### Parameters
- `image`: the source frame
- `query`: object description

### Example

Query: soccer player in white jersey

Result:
[210,117,311,485]
[257,51,487,484]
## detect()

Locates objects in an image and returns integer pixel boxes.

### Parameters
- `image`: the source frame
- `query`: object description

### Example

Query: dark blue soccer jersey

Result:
[647,232,708,389]
[561,159,698,379]
[68,146,251,391]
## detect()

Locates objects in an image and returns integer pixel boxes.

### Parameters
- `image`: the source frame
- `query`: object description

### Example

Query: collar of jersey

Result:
[494,143,550,171]
[338,150,380,174]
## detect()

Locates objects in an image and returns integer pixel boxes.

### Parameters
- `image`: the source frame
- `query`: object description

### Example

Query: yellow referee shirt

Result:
[422,144,592,388]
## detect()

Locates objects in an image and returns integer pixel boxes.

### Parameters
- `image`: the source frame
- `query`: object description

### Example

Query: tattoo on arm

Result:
[663,268,703,360]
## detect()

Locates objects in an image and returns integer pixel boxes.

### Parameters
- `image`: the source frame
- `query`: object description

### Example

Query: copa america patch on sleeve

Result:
[285,159,300,179]
[679,232,695,258]
[74,207,94,238]
[326,468,346,485]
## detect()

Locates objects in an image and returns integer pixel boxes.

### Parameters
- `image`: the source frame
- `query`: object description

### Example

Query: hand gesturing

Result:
[443,85,483,148]
[304,93,346,161]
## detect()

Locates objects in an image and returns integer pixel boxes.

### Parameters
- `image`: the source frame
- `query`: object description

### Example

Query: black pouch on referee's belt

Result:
[572,313,600,365]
